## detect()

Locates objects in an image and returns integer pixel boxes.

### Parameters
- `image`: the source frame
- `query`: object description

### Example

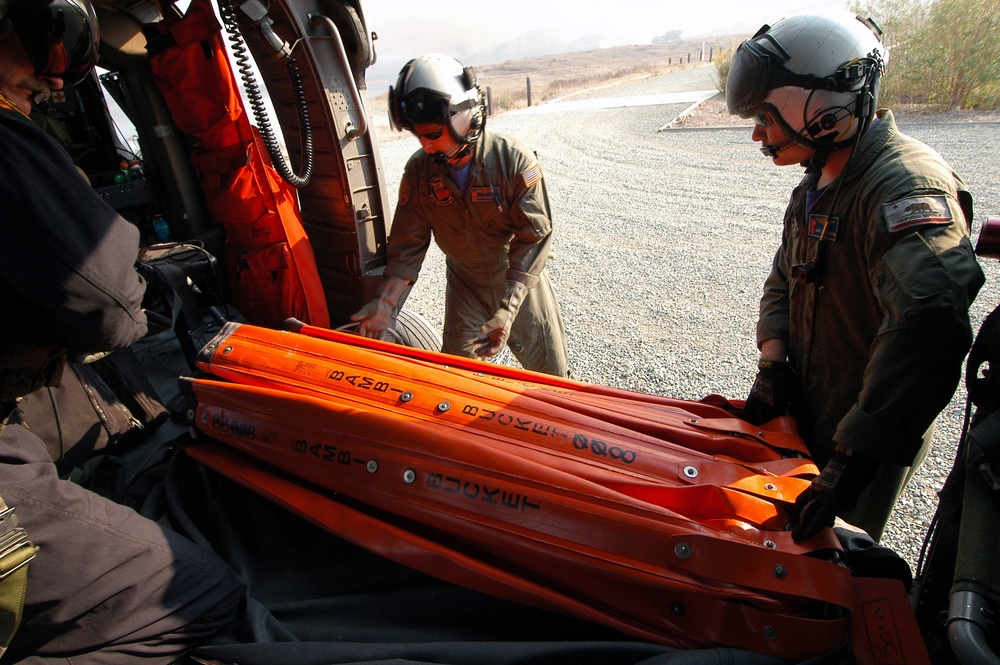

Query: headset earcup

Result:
[462,66,477,90]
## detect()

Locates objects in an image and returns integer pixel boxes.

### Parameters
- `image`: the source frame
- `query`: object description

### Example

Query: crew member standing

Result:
[726,11,984,541]
[352,53,569,377]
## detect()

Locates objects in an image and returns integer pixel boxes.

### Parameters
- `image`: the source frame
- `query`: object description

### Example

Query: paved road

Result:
[376,63,1000,569]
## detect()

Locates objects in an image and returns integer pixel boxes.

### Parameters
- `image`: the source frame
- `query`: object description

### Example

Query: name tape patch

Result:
[471,187,501,204]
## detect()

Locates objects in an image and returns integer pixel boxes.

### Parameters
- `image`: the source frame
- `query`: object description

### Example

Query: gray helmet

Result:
[7,0,100,85]
[388,53,486,144]
[726,11,886,152]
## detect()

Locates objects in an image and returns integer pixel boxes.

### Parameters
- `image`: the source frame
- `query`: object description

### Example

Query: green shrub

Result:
[714,47,734,95]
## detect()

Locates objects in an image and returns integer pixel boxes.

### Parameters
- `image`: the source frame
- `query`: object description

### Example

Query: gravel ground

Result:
[373,64,1000,572]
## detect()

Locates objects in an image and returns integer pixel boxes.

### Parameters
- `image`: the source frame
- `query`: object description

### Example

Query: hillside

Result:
[368,35,744,114]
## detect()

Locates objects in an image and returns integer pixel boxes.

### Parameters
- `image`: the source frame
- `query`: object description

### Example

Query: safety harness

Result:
[0,406,38,657]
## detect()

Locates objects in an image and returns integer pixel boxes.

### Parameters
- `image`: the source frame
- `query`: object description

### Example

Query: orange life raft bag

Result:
[184,321,926,663]
[147,0,329,329]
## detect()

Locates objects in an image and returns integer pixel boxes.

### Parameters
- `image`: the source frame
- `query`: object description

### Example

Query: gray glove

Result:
[474,281,527,358]
[349,276,409,341]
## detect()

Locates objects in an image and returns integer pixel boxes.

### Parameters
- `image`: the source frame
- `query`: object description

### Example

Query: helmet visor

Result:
[391,87,450,130]
[17,0,98,85]
[726,37,787,118]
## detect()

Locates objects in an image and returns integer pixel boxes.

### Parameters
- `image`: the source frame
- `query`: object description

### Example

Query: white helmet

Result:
[726,11,886,153]
[388,53,486,144]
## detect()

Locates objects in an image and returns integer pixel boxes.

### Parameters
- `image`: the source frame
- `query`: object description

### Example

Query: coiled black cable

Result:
[218,0,313,188]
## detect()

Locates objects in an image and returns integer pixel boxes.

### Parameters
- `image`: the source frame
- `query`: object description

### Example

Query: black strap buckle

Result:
[792,262,821,284]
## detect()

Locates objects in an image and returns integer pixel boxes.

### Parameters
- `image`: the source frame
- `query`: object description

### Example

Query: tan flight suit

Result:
[757,110,986,539]
[385,130,569,377]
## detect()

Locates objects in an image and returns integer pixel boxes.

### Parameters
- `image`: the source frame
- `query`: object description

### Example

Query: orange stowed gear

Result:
[147,0,328,329]
[187,322,853,659]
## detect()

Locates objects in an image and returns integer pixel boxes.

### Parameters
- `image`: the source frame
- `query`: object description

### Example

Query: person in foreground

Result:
[726,11,984,542]
[351,53,569,377]
[0,0,242,659]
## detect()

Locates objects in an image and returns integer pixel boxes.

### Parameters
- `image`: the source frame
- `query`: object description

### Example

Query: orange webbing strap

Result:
[286,320,767,416]
[193,324,832,541]
[850,577,931,665]
[187,439,852,660]
[197,323,803,466]
[183,320,858,658]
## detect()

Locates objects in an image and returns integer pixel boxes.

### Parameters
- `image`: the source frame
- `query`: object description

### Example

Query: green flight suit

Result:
[757,110,985,538]
[385,130,569,377]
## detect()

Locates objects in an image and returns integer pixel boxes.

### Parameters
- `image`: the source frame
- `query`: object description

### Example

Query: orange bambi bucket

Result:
[183,322,921,661]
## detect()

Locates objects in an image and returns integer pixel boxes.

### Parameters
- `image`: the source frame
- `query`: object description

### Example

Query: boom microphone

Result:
[759,136,797,158]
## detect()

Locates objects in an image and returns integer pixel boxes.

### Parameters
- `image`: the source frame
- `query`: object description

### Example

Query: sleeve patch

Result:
[884,195,953,232]
[521,162,542,188]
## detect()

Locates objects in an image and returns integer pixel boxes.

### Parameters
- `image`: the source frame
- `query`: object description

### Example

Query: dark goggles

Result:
[387,86,451,131]
[13,0,99,85]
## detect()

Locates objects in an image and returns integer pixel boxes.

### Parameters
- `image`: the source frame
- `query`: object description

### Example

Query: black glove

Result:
[741,359,802,425]
[791,444,881,541]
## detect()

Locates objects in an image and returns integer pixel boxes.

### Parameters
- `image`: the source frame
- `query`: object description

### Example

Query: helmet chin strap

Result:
[801,150,830,175]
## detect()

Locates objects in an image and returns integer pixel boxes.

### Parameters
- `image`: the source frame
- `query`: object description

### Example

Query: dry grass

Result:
[367,39,1000,130]
[475,39,736,111]
[369,36,742,116]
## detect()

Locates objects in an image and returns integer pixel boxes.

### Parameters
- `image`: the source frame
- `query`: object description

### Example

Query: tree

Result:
[850,0,1000,108]
[652,30,683,44]
[848,0,932,104]
[923,0,1000,108]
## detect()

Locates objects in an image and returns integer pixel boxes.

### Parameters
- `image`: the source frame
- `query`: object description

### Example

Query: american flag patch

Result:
[522,162,542,188]
[884,195,952,232]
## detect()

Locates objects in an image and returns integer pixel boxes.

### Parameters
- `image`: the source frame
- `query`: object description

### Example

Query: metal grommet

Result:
[400,391,413,402]
[682,465,698,478]
[436,401,451,412]
[688,418,698,424]
[763,540,777,549]
[222,345,234,354]
[366,460,378,473]
[199,413,208,424]
[763,626,778,641]
[674,542,692,560]
[764,483,777,491]
[403,469,416,484]
[773,564,787,579]
[756,431,766,438]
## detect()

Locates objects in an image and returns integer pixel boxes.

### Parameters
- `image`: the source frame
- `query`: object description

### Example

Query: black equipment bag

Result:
[17,347,169,475]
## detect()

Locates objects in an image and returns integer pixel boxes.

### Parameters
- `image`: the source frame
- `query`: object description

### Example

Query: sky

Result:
[361,0,851,78]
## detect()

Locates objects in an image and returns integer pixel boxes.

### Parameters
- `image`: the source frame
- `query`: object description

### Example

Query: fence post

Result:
[526,76,532,107]
[486,86,492,115]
